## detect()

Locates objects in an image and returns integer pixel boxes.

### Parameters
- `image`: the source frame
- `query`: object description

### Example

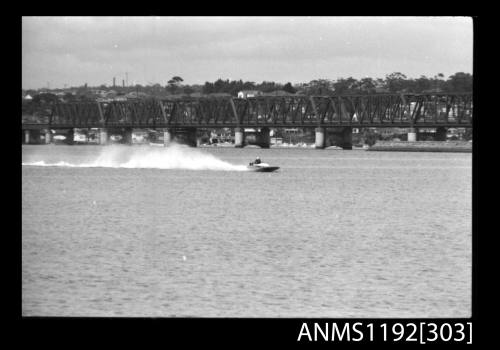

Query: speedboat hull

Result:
[247,165,280,172]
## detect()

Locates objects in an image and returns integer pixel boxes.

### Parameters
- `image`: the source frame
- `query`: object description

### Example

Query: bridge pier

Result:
[234,127,244,148]
[24,130,30,144]
[65,129,74,145]
[315,127,325,149]
[408,127,417,142]
[123,127,133,145]
[99,128,108,145]
[163,129,173,146]
[44,130,51,144]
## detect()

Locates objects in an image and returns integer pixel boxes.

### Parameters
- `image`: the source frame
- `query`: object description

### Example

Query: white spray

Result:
[22,144,249,171]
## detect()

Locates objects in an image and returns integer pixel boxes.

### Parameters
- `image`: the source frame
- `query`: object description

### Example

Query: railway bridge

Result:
[22,93,472,149]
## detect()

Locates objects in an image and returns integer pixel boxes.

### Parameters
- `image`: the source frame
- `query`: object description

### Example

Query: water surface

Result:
[22,144,472,317]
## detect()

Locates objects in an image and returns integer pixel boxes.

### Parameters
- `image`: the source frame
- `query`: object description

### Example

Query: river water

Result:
[22,144,472,317]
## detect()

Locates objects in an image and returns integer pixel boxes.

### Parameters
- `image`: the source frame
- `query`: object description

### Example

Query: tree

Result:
[385,72,408,93]
[283,82,296,94]
[32,93,58,104]
[169,76,183,84]
[213,79,229,93]
[183,86,195,94]
[302,79,334,95]
[430,73,446,92]
[256,81,281,93]
[358,78,377,94]
[167,76,184,94]
[203,81,214,94]
[332,77,357,95]
[414,75,432,93]
[444,72,472,92]
[242,81,256,91]
[63,92,76,102]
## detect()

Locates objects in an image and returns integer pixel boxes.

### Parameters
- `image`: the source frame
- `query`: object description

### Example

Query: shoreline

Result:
[367,141,472,153]
[22,141,473,153]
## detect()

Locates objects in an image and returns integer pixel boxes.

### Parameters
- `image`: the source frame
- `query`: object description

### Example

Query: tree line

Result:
[176,71,471,95]
[23,71,472,105]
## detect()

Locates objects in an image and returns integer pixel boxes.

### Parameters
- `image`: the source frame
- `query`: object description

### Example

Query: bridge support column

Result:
[44,130,51,144]
[24,130,30,144]
[435,126,447,141]
[163,129,173,146]
[186,128,198,147]
[99,128,108,145]
[65,129,74,145]
[234,127,244,148]
[123,128,133,145]
[315,127,325,149]
[408,127,417,142]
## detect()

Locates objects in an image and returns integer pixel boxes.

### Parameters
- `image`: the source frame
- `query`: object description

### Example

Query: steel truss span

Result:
[38,94,472,129]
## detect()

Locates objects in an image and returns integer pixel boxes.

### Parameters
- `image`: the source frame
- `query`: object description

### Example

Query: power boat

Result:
[247,162,280,172]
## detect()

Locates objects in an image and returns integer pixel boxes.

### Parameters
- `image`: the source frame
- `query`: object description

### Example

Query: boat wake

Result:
[22,144,249,171]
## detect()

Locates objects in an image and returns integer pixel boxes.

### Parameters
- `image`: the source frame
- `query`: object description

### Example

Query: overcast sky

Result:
[22,16,473,90]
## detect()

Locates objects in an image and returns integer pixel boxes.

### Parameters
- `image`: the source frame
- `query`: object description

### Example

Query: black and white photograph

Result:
[21,16,473,321]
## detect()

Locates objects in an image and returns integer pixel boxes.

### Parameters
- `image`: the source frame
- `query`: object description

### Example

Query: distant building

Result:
[23,94,33,100]
[271,137,283,145]
[210,128,233,143]
[237,90,263,98]
[376,128,411,136]
[103,90,117,99]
